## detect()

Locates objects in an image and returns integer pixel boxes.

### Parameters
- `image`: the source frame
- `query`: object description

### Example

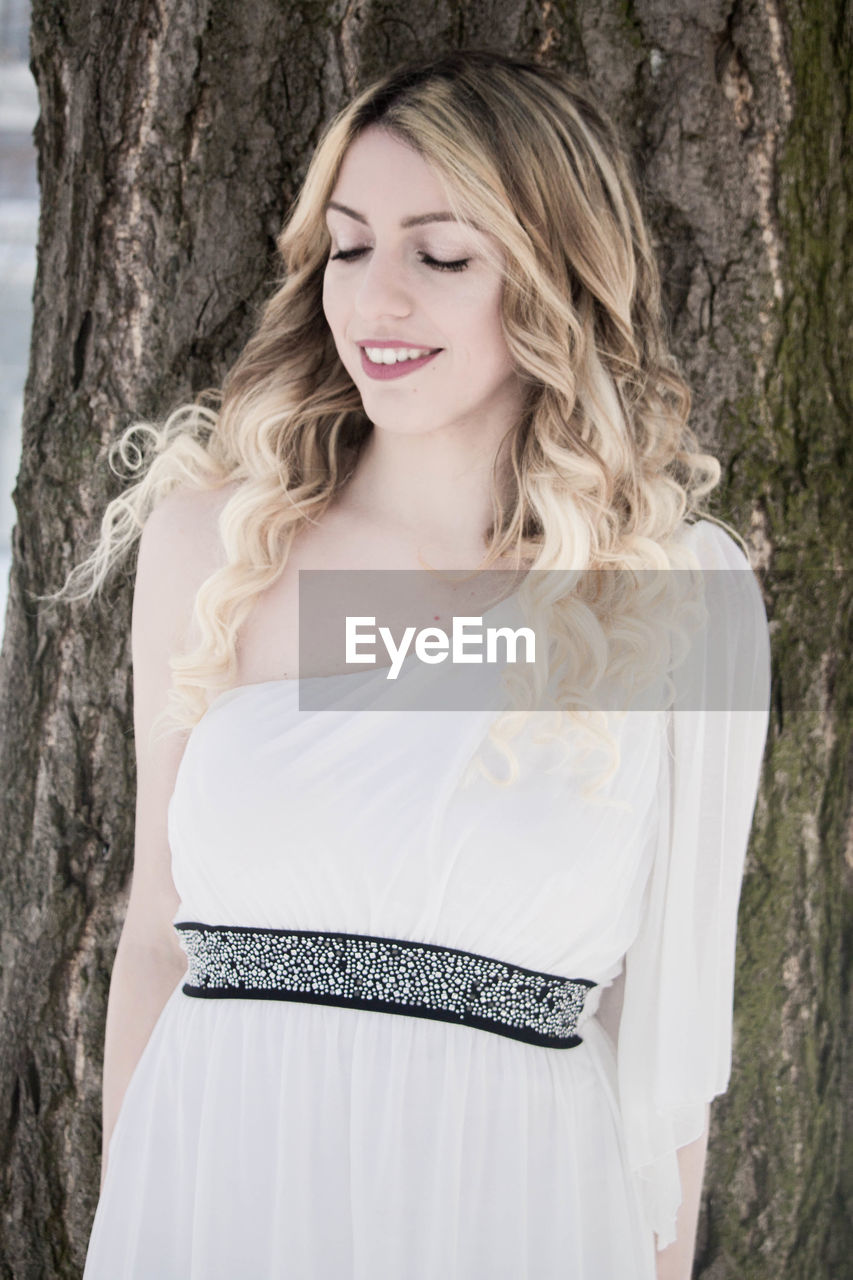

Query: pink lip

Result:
[359,346,442,380]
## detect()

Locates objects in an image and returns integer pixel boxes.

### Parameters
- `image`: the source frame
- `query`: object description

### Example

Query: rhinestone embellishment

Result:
[174,922,596,1049]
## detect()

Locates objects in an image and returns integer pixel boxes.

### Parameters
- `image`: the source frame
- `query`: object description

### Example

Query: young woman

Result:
[68,48,769,1279]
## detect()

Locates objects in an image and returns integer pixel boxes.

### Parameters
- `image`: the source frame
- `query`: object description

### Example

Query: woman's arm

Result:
[100,924,187,1190]
[654,1106,710,1280]
[99,485,230,1189]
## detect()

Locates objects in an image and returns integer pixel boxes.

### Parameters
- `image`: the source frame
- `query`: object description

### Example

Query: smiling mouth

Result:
[358,346,443,379]
[359,347,443,364]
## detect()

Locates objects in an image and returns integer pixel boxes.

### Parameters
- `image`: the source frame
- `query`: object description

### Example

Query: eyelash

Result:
[329,247,470,273]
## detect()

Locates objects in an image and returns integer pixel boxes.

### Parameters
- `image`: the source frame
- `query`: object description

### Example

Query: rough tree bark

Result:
[0,2,849,1277]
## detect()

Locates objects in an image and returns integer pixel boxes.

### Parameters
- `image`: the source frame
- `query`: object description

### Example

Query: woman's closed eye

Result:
[329,247,470,273]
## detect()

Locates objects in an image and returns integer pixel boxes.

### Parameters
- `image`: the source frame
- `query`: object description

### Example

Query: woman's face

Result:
[322,126,523,443]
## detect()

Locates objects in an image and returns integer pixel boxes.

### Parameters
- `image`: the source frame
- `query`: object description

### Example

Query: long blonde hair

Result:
[47,48,721,781]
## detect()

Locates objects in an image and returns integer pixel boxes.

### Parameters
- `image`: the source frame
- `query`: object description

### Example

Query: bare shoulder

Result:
[138,480,239,572]
[132,480,241,697]
[137,481,239,606]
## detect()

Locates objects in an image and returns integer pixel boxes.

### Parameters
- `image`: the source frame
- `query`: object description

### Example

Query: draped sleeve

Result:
[615,519,771,1249]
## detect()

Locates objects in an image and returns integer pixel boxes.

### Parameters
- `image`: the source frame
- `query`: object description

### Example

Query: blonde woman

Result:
[70,48,770,1280]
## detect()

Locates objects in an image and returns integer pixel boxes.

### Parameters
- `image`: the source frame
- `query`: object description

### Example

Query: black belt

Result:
[174,922,596,1050]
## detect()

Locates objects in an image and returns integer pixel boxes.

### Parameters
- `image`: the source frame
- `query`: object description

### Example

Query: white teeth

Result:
[363,346,434,365]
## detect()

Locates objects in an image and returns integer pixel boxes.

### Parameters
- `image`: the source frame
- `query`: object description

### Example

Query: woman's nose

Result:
[355,248,412,317]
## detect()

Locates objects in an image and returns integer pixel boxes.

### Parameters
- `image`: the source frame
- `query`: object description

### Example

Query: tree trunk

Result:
[0,2,848,1275]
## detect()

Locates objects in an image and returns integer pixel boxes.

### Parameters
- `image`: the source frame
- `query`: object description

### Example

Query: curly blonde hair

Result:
[47,48,722,784]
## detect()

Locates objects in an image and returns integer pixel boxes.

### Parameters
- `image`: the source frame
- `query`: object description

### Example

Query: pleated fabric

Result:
[83,520,769,1278]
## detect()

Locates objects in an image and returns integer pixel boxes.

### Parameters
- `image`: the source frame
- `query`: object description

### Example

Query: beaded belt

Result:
[174,922,596,1050]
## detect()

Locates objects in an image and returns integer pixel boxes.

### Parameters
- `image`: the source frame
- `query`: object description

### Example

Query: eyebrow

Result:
[325,200,481,230]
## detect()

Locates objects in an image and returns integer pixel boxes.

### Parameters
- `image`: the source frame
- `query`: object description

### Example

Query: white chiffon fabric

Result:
[83,520,770,1279]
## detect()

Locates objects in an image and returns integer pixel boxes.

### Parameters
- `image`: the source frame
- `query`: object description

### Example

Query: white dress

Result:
[83,520,770,1279]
